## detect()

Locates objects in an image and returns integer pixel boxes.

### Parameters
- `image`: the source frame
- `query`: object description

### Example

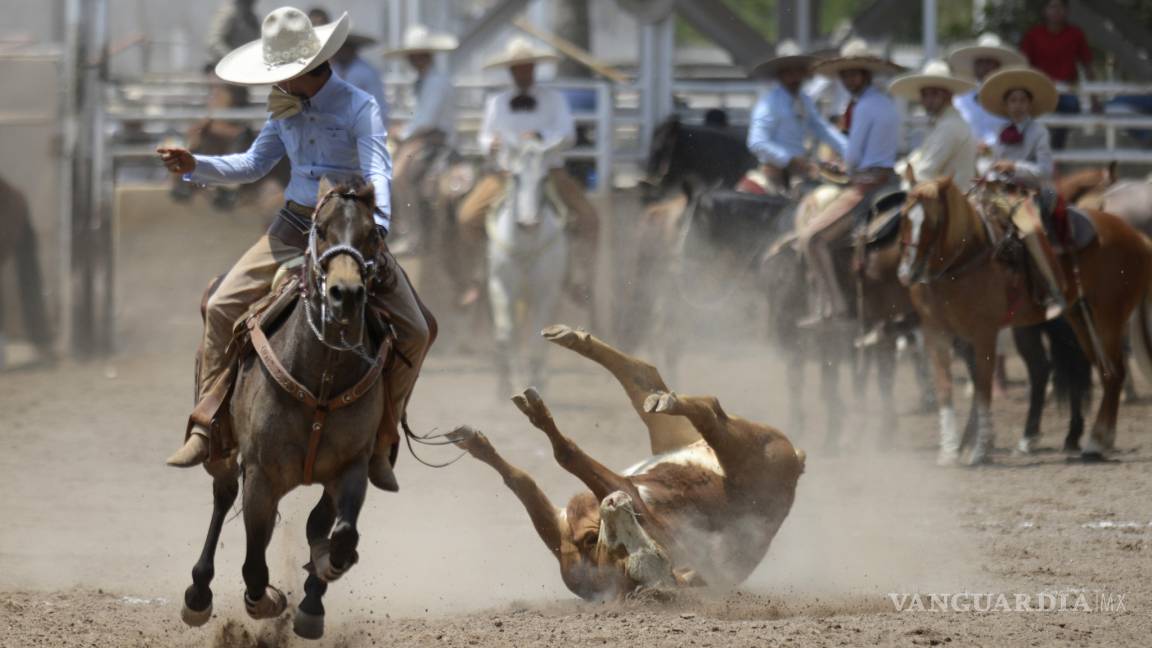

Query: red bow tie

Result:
[1000,124,1024,145]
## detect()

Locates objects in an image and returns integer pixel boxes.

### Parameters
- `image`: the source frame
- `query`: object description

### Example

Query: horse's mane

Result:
[321,175,375,206]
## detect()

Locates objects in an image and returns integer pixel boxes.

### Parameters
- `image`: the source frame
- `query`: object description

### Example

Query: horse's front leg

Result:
[294,491,337,640]
[240,468,287,621]
[1012,324,1050,454]
[873,337,899,449]
[294,462,366,639]
[488,254,520,399]
[181,458,240,627]
[923,327,959,466]
[965,330,999,466]
[526,242,568,392]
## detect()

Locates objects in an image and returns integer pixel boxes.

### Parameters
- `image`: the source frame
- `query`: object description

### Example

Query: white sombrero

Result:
[947,33,1027,81]
[215,7,349,86]
[483,36,560,69]
[383,24,459,58]
[889,59,975,100]
[751,40,816,78]
[978,67,1058,118]
[814,38,905,76]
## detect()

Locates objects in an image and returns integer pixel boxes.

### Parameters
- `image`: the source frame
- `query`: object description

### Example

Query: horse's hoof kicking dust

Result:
[293,607,325,640]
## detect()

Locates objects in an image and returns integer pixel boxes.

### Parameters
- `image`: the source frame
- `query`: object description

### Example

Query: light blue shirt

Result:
[747,85,847,166]
[844,85,902,173]
[189,74,393,230]
[333,57,388,127]
[954,90,1007,148]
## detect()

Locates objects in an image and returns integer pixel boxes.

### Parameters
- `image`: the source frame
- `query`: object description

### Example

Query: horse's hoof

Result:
[180,601,212,627]
[1069,451,1115,464]
[936,450,960,467]
[293,608,325,640]
[244,586,288,620]
[1063,442,1082,455]
[1014,437,1037,456]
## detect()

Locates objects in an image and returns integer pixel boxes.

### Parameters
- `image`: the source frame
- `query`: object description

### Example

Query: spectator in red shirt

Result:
[1019,0,1100,149]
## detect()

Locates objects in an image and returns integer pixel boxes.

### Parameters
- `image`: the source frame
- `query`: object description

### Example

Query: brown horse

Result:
[897,177,1152,465]
[1060,164,1152,238]
[181,178,394,640]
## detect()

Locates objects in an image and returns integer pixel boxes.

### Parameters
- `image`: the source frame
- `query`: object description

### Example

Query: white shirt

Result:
[905,106,977,188]
[401,66,456,141]
[954,90,1008,148]
[478,85,575,170]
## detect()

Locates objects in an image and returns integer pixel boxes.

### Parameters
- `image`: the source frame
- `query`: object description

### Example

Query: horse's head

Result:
[897,176,963,285]
[308,176,381,345]
[640,116,683,200]
[505,138,556,226]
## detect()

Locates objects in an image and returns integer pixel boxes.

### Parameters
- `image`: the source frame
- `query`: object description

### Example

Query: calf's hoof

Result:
[541,325,588,348]
[643,392,677,414]
[293,608,325,640]
[244,586,287,620]
[180,601,212,627]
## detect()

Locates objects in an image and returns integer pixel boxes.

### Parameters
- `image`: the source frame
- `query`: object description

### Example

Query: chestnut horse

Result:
[897,177,1152,465]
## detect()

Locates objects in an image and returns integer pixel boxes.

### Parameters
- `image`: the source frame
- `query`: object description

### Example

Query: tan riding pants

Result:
[457,168,599,239]
[197,229,431,437]
[798,186,867,315]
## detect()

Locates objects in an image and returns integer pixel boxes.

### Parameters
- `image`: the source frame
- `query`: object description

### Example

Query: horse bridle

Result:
[302,188,380,355]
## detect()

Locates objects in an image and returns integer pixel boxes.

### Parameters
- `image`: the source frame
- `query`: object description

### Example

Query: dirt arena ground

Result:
[1,189,1149,647]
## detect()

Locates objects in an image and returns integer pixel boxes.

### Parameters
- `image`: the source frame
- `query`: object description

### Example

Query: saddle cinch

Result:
[188,266,401,465]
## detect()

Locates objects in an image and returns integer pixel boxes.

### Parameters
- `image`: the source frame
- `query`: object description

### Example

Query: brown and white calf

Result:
[449,325,805,600]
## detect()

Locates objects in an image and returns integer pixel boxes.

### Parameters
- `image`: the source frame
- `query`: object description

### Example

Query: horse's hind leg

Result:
[240,469,287,620]
[181,459,239,627]
[512,388,634,501]
[294,492,337,640]
[541,325,699,453]
[1012,324,1051,454]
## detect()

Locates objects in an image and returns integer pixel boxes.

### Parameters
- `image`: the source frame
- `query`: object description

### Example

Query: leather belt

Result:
[267,201,314,250]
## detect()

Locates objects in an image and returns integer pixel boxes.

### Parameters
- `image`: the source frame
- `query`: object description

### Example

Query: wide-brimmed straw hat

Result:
[483,36,560,69]
[216,7,349,86]
[889,59,975,100]
[383,24,458,58]
[814,38,905,76]
[947,33,1027,81]
[751,39,816,78]
[978,67,1058,118]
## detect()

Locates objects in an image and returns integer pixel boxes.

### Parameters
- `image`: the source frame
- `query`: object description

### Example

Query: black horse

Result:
[641,115,757,201]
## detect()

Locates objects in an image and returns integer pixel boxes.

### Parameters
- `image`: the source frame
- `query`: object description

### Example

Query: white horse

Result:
[486,139,569,395]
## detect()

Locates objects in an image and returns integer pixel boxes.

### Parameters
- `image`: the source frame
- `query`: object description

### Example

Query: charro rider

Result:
[889,59,977,188]
[745,40,846,196]
[158,7,431,492]
[978,66,1067,318]
[947,33,1027,154]
[457,37,599,268]
[385,25,459,250]
[797,39,904,327]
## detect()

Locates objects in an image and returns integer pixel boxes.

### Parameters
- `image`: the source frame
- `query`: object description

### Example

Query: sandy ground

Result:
[1,189,1150,647]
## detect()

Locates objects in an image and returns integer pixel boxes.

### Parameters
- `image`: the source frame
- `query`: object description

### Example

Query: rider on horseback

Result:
[158,7,431,491]
[745,40,846,196]
[889,60,978,189]
[797,39,904,327]
[977,66,1068,319]
[947,34,1027,154]
[458,38,599,270]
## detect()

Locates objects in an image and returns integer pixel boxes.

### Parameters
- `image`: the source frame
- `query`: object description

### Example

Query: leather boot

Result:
[368,449,399,492]
[1024,233,1067,320]
[166,427,209,467]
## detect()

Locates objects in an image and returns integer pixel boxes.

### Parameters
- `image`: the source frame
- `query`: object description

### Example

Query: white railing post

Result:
[595,80,613,196]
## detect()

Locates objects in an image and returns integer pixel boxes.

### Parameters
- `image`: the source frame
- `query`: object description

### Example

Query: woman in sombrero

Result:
[979,66,1066,318]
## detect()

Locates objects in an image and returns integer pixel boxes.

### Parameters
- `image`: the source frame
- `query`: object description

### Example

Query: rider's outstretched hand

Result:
[157,147,197,175]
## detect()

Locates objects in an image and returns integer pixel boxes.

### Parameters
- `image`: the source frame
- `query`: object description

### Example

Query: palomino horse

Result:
[449,325,803,600]
[897,177,1152,465]
[487,138,569,395]
[181,179,396,640]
